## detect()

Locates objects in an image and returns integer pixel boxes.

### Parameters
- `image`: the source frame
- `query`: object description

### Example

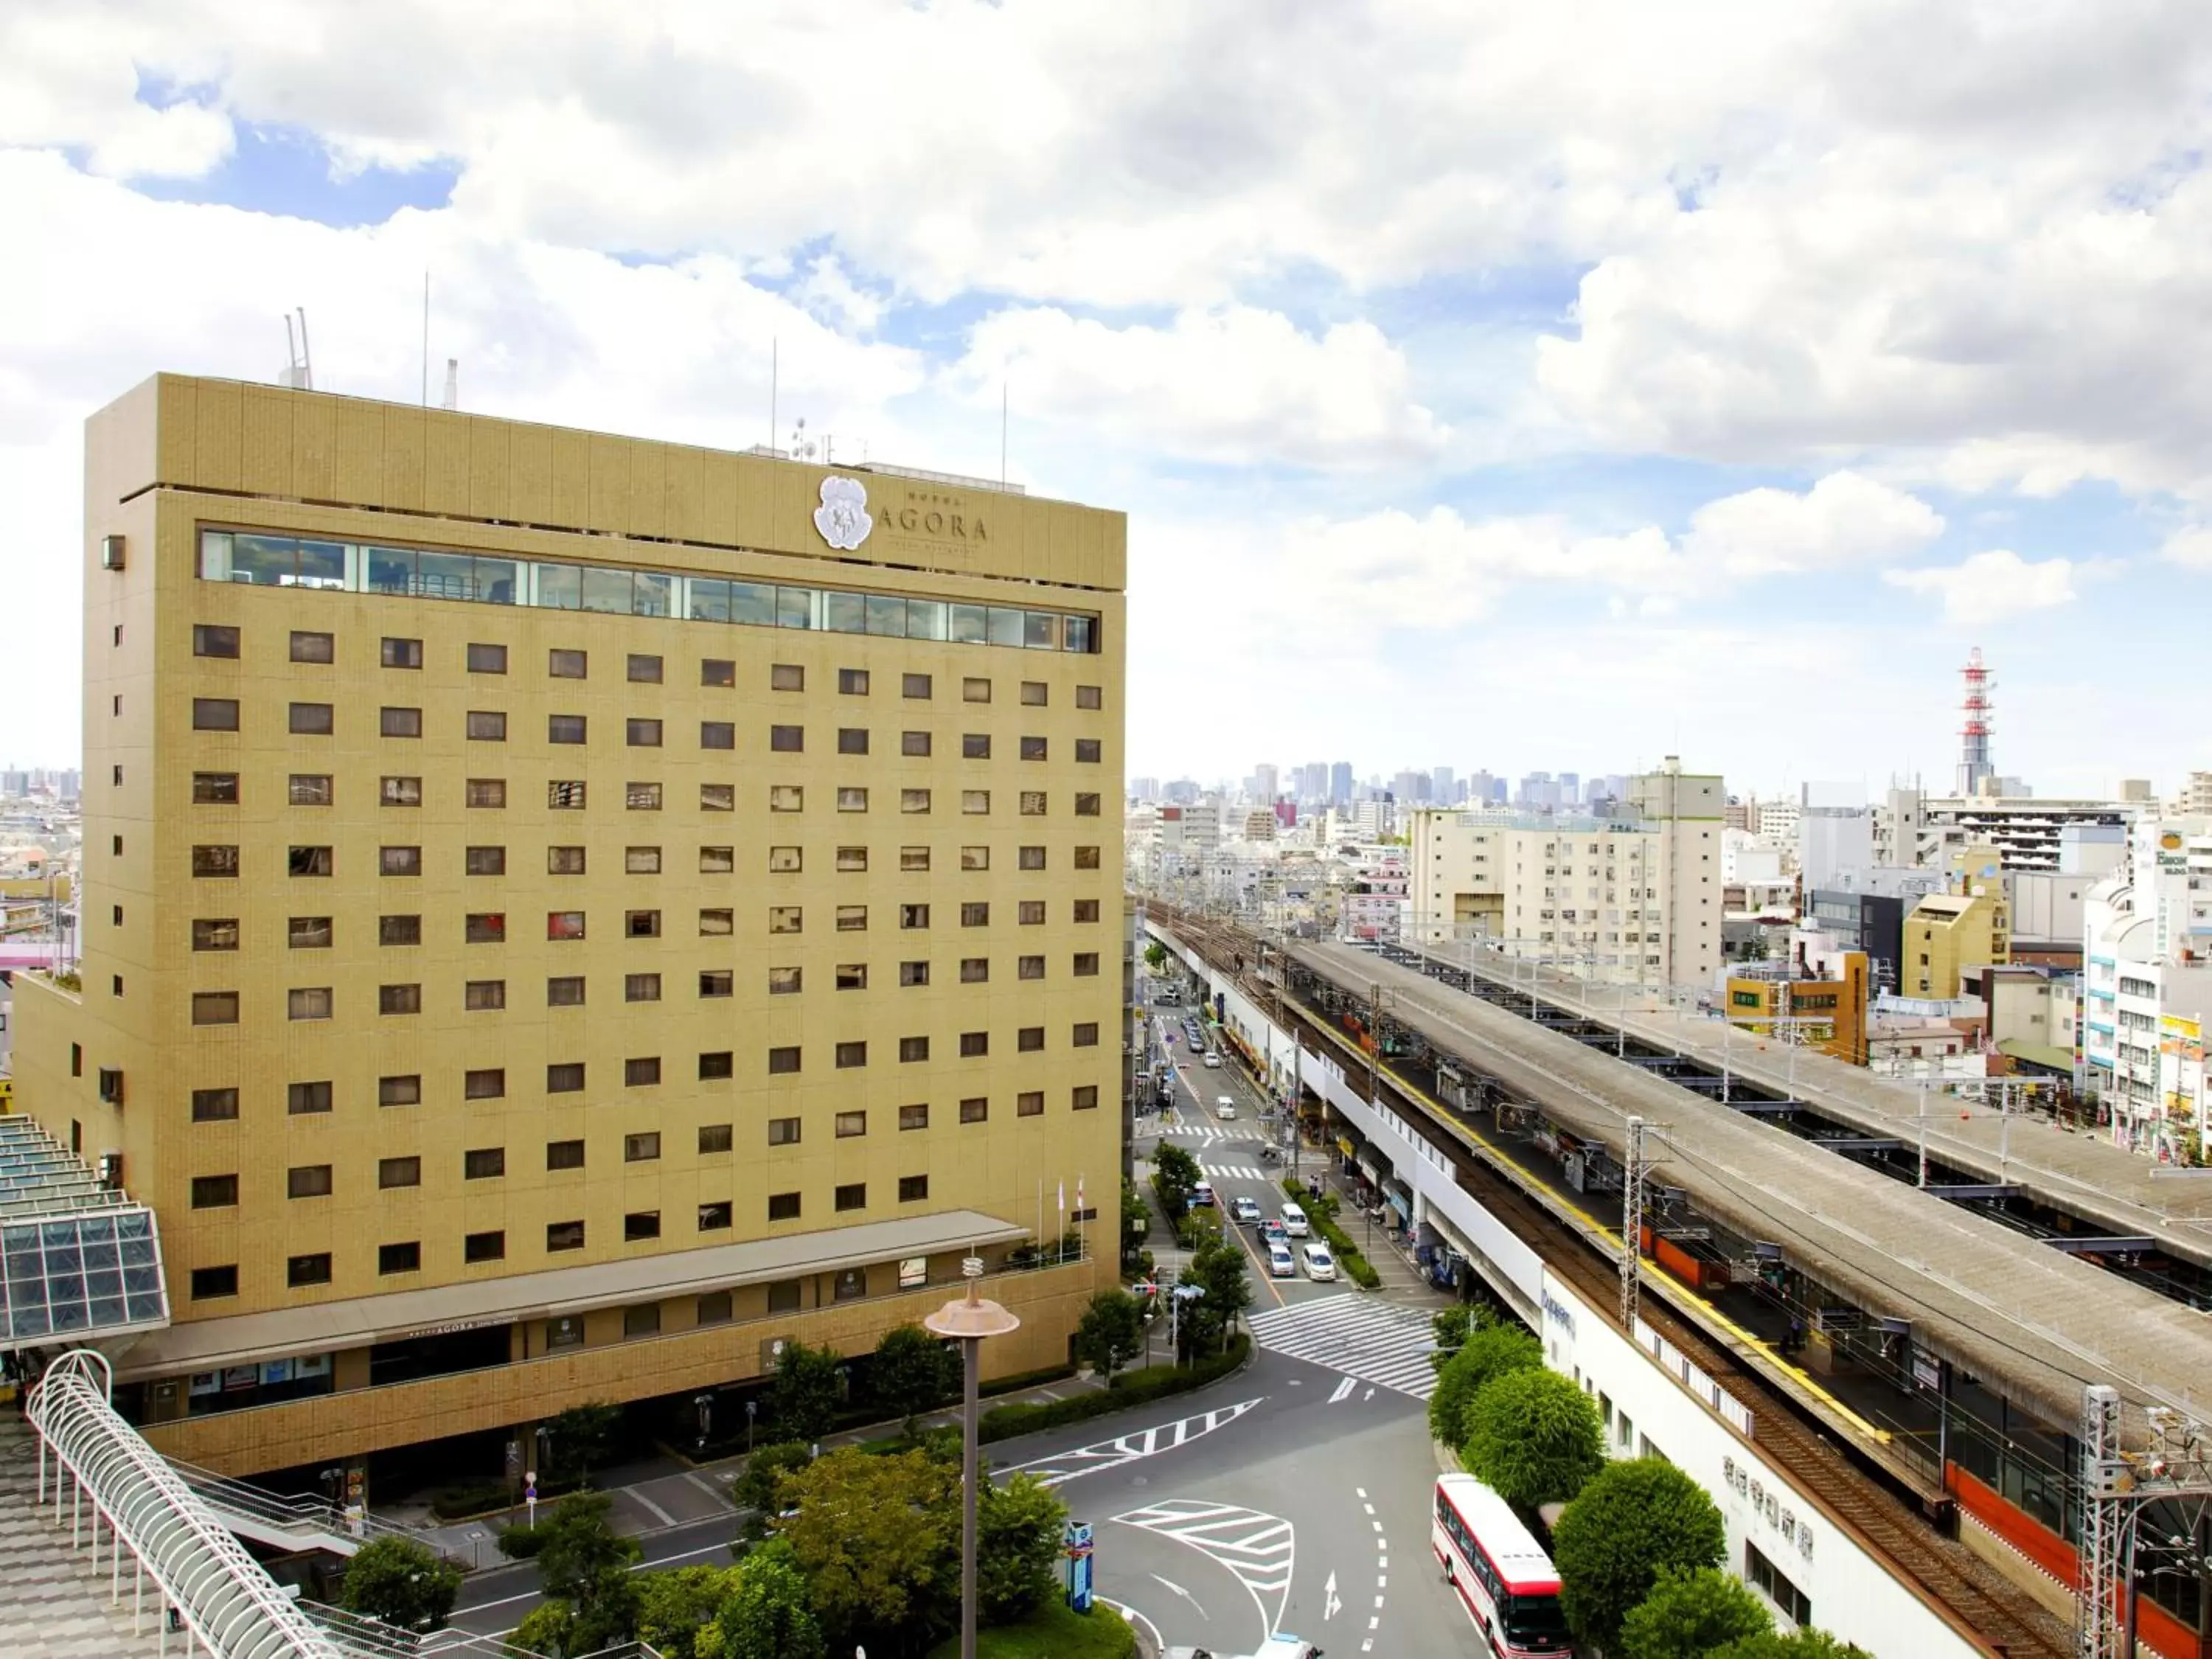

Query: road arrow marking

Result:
[1151,1573,1207,1619]
[1328,1377,1356,1404]
[1324,1570,1342,1621]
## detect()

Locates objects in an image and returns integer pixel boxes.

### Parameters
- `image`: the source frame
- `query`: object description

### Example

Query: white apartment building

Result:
[1407,759,1723,990]
[1881,787,2138,872]
[1757,799,1801,839]
[1339,845,1408,942]
[2084,817,2212,1157]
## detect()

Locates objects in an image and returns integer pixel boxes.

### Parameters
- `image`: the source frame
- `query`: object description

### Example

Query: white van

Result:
[1301,1243,1336,1281]
[1215,1096,1237,1120]
[1279,1201,1309,1238]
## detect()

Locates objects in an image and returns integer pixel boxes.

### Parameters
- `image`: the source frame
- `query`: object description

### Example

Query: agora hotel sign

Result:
[814,474,990,552]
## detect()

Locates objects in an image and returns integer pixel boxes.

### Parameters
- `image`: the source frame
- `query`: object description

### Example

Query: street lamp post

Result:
[925,1256,1021,1659]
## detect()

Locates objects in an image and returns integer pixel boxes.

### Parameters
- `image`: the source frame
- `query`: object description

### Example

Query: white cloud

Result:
[1680,470,1944,575]
[2160,525,2212,569]
[947,306,1444,470]
[1881,549,2079,622]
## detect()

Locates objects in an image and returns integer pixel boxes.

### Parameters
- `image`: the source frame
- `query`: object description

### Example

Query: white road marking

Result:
[1355,1487,1368,1499]
[1361,1502,1375,1515]
[629,1487,676,1527]
[1115,1499,1295,1642]
[1002,1397,1262,1489]
[1245,1296,1439,1399]
[1324,1569,1341,1621]
[1328,1377,1357,1405]
[1150,1573,1208,1620]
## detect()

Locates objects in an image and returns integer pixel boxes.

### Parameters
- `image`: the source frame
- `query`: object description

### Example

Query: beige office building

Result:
[10,375,1125,1481]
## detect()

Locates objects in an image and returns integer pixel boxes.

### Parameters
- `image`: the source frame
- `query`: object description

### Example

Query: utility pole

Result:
[1621,1116,1648,1334]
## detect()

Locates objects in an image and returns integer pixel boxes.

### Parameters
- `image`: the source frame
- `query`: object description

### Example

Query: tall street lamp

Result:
[925,1255,1021,1659]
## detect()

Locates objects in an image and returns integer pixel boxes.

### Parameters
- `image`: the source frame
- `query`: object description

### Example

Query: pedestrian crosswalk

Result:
[1160,1124,1262,1145]
[1246,1295,1439,1399]
[1202,1162,1273,1182]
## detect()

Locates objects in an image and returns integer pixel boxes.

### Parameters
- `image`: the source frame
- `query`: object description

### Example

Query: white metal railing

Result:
[171,1460,431,1555]
[25,1349,342,1657]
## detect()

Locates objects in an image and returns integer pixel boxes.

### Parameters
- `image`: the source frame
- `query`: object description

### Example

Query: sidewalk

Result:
[388,1366,1123,1565]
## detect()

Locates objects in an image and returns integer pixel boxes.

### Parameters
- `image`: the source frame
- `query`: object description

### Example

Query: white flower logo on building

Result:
[813,476,873,551]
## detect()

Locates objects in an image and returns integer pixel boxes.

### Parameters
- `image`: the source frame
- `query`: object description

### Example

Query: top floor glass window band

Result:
[195,528,1102,654]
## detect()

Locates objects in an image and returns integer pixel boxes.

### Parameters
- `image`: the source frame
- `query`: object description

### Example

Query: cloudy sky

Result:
[4,1,2208,799]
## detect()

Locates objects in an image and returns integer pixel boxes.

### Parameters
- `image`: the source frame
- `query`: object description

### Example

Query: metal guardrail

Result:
[173,1459,431,1555]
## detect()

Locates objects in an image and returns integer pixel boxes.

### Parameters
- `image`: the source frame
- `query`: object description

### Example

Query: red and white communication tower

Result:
[1956,647,1994,797]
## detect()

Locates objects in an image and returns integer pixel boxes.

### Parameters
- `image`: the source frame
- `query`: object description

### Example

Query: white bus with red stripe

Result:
[1433,1473,1573,1656]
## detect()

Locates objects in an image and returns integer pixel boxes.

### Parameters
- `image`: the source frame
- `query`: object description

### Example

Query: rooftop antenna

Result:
[789,417,818,465]
[421,271,431,407]
[1000,379,1008,489]
[279,309,313,389]
[770,338,778,456]
[441,357,459,412]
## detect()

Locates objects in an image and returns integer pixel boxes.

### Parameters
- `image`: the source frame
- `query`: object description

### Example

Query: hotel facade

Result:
[10,375,1126,1481]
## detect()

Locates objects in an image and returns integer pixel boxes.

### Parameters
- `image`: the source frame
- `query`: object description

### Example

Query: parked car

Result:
[1215,1097,1238,1120]
[1203,1052,1222,1068]
[1279,1202,1310,1238]
[1301,1243,1336,1281]
[1231,1196,1264,1224]
[1267,1243,1298,1278]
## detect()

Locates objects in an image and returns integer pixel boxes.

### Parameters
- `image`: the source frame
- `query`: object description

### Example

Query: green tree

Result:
[1178,1231,1252,1357]
[1425,1318,1540,1445]
[1552,1458,1728,1655]
[511,1599,577,1656]
[699,1541,826,1659]
[1710,1630,1871,1659]
[870,1324,959,1436]
[1073,1288,1147,1380]
[978,1472,1068,1624]
[636,1563,745,1659]
[768,1339,845,1444]
[549,1400,622,1484]
[1152,1143,1201,1225]
[734,1440,815,1523]
[1144,942,1169,970]
[1618,1566,1775,1659]
[338,1536,463,1631]
[773,1447,959,1652]
[1431,1304,1478,1363]
[1461,1367,1606,1507]
[531,1491,643,1654]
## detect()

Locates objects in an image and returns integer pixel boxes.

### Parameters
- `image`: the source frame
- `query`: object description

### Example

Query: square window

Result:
[768,965,803,997]
[768,1192,801,1221]
[548,975,586,1006]
[379,914,422,946]
[1020,791,1046,815]
[290,630,335,664]
[835,1110,867,1138]
[836,846,868,872]
[963,733,992,759]
[1019,846,1046,870]
[1020,681,1047,706]
[699,1049,735,1079]
[835,1183,866,1213]
[961,902,990,927]
[465,1231,506,1263]
[381,845,422,877]
[192,1087,240,1121]
[768,905,803,935]
[900,1035,930,1062]
[547,1062,586,1093]
[548,846,586,875]
[627,653,663,684]
[192,917,240,952]
[768,1046,802,1075]
[467,642,509,673]
[195,841,244,879]
[960,1097,987,1124]
[288,986,334,1020]
[1018,1091,1043,1117]
[701,658,736,686]
[380,706,422,738]
[839,668,870,695]
[1076,684,1102,709]
[626,972,662,1002]
[700,845,735,873]
[378,1156,422,1189]
[549,648,588,678]
[962,677,990,703]
[1075,738,1102,763]
[703,782,737,811]
[836,963,869,990]
[291,703,336,735]
[1073,1085,1099,1110]
[464,912,507,947]
[288,1252,333,1285]
[290,775,334,807]
[379,1074,422,1106]
[627,717,664,747]
[898,1174,929,1203]
[626,846,663,874]
[192,698,240,731]
[190,1174,238,1209]
[771,663,804,690]
[961,957,989,984]
[963,790,990,815]
[625,1056,663,1087]
[287,1164,334,1200]
[960,845,990,872]
[836,905,868,931]
[838,786,869,812]
[381,637,424,669]
[546,1139,585,1172]
[1018,1026,1044,1052]
[1074,845,1102,869]
[835,1040,868,1068]
[546,1220,586,1252]
[903,672,932,698]
[192,623,240,658]
[467,778,508,808]
[901,903,930,929]
[901,788,932,813]
[549,714,587,744]
[699,1123,734,1155]
[190,1265,240,1300]
[1072,1021,1099,1047]
[770,785,804,813]
[626,908,662,939]
[768,1117,801,1145]
[625,1130,662,1162]
[900,960,931,987]
[465,1147,507,1180]
[698,1205,734,1234]
[1074,898,1100,922]
[548,910,587,941]
[192,771,241,804]
[1076,793,1102,816]
[900,846,931,872]
[1020,736,1046,761]
[900,1103,930,1130]
[700,720,736,750]
[960,1032,988,1057]
[466,846,506,876]
[465,979,507,1011]
[1073,952,1100,976]
[771,724,804,752]
[1018,900,1046,925]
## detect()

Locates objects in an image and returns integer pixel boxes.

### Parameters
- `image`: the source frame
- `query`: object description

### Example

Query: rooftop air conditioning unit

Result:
[100,535,126,571]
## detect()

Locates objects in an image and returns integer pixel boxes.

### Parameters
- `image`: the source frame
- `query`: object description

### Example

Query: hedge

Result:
[1279,1178,1383,1289]
[978,1336,1252,1444]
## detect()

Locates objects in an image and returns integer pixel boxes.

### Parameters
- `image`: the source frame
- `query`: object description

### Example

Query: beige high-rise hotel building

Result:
[10,375,1125,1483]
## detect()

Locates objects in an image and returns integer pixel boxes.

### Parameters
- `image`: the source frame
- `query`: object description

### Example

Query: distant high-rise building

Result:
[1166,778,1200,804]
[1432,767,1455,805]
[1559,772,1580,804]
[1329,762,1353,805]
[1252,762,1279,804]
[1127,775,1161,801]
[1298,762,1329,801]
[1393,769,1430,805]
